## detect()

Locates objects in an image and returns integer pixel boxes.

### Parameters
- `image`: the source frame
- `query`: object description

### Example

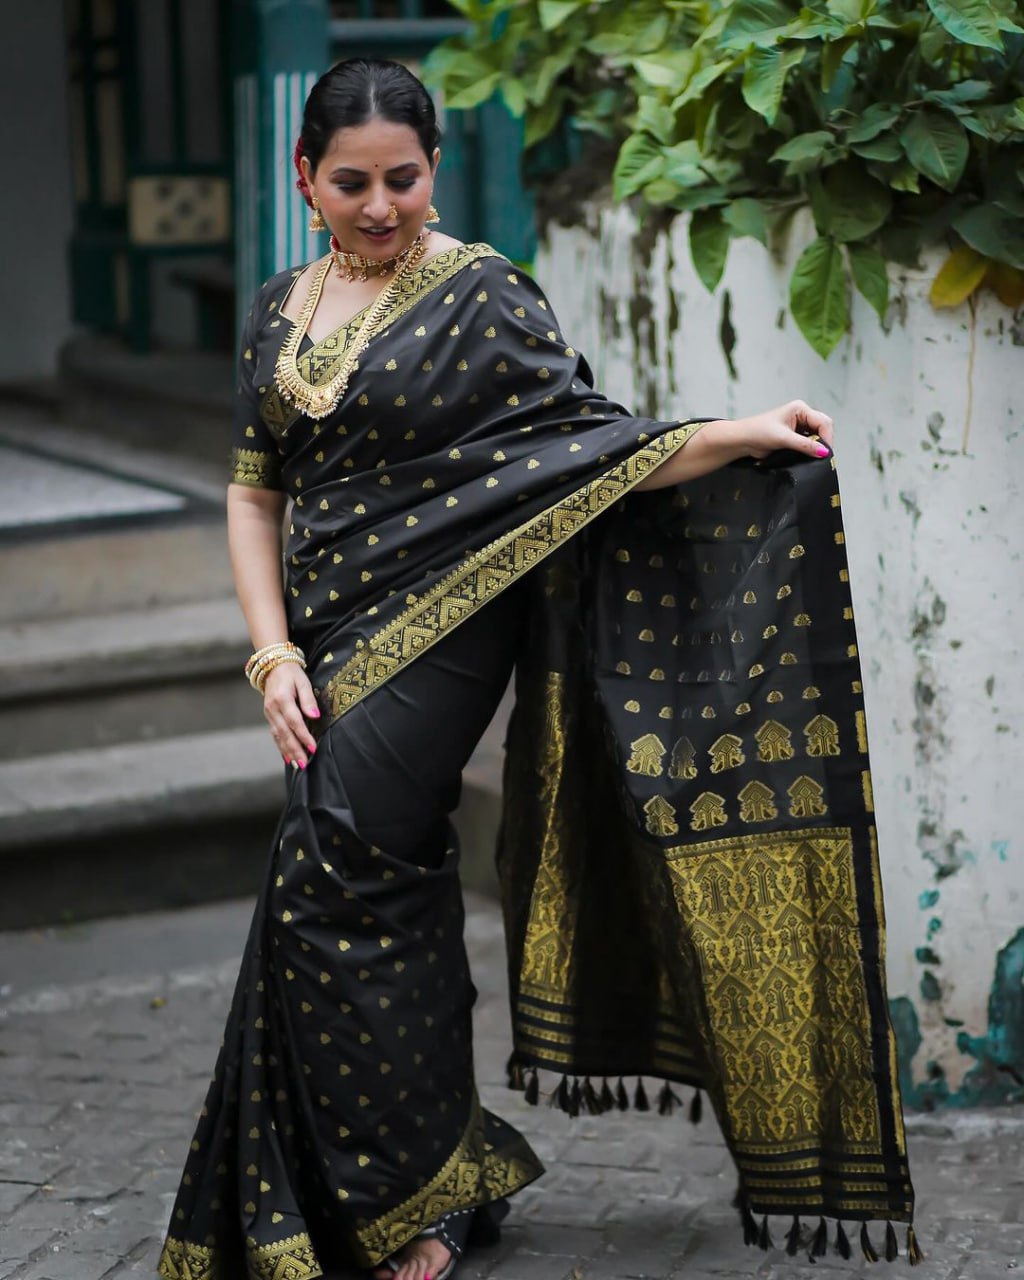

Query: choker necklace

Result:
[330,231,428,283]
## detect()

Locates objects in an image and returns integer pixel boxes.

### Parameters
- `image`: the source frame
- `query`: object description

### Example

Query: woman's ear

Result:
[300,155,314,186]
[431,147,441,174]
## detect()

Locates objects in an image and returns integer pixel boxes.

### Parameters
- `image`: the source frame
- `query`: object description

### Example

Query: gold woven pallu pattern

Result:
[499,455,914,1229]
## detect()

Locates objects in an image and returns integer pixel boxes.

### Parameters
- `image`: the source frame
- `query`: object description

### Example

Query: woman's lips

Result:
[359,227,397,245]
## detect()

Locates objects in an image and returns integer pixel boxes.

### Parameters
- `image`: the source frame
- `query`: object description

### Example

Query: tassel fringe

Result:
[740,1202,759,1247]
[758,1215,774,1252]
[524,1067,539,1106]
[810,1217,828,1259]
[861,1222,879,1262]
[907,1225,923,1266]
[835,1220,852,1260]
[689,1088,702,1124]
[599,1077,615,1112]
[885,1221,899,1262]
[634,1078,650,1111]
[616,1077,629,1110]
[508,1067,707,1125]
[506,1054,526,1091]
[785,1216,801,1256]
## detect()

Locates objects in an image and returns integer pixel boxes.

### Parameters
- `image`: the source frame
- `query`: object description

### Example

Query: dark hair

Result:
[300,58,441,170]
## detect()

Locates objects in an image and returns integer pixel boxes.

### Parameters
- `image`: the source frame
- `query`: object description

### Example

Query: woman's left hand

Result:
[729,399,834,460]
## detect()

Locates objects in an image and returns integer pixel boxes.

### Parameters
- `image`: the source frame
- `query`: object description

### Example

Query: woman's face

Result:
[303,118,438,259]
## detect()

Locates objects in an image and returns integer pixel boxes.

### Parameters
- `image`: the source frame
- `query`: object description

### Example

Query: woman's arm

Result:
[227,483,320,769]
[635,401,834,492]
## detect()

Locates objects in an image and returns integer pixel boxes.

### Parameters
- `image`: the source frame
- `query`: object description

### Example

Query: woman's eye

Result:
[336,182,363,193]
[389,180,416,190]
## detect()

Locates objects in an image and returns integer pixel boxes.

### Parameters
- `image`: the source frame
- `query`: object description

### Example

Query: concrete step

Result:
[0,709,508,929]
[0,411,233,623]
[60,332,232,465]
[0,598,262,759]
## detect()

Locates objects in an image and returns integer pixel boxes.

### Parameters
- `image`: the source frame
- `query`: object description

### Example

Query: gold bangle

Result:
[253,652,306,694]
[245,640,303,672]
[245,641,305,682]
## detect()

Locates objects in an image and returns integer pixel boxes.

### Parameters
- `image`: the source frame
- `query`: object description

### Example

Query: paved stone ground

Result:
[1,895,1022,1280]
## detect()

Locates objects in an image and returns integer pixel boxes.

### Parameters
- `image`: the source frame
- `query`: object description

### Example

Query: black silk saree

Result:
[159,243,915,1280]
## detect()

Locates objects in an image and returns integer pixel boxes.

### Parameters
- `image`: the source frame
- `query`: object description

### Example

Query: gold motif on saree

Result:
[755,720,794,763]
[322,422,702,722]
[690,791,728,831]
[804,713,840,756]
[738,780,778,823]
[644,795,680,836]
[662,827,882,1152]
[626,733,667,776]
[708,733,744,773]
[668,737,698,779]
[788,775,827,818]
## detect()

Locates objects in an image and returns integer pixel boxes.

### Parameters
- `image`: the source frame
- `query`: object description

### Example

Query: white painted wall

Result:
[0,1,76,383]
[537,204,1023,1101]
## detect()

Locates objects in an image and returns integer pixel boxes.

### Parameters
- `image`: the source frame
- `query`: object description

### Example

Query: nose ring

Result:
[387,204,398,222]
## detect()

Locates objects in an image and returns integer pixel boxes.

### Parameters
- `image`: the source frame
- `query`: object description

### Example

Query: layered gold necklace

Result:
[274,233,427,421]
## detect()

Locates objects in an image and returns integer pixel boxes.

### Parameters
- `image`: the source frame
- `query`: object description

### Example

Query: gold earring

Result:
[426,203,440,224]
[387,204,399,222]
[309,196,326,232]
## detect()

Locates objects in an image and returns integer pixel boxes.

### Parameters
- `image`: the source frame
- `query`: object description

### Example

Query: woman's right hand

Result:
[262,663,321,769]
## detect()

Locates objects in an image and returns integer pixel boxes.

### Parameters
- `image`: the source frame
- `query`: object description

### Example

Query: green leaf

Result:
[446,71,503,109]
[846,103,902,143]
[501,78,527,118]
[612,133,665,200]
[900,111,969,191]
[848,242,889,320]
[635,95,678,144]
[723,197,770,244]
[771,130,834,164]
[954,205,1024,269]
[634,50,694,90]
[929,245,990,306]
[523,92,566,148]
[538,0,583,30]
[689,208,731,291]
[924,0,1004,49]
[851,132,903,161]
[661,139,706,187]
[673,61,734,109]
[741,46,804,122]
[719,0,797,49]
[790,236,850,357]
[820,35,854,91]
[925,80,992,109]
[811,163,892,241]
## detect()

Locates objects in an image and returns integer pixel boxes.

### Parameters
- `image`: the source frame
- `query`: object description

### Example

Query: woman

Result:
[158,58,916,1280]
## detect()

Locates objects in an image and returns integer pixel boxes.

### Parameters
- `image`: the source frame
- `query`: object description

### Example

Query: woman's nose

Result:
[362,188,391,222]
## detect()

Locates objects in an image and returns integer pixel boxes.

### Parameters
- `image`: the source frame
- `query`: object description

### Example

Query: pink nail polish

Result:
[311,708,321,718]
[307,743,317,753]
[816,445,830,457]
[284,757,291,765]
[298,760,306,771]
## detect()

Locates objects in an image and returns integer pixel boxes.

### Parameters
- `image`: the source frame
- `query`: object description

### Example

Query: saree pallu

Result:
[160,241,916,1279]
[499,453,918,1261]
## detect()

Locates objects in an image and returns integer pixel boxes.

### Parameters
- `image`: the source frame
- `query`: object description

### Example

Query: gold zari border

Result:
[158,1230,321,1280]
[324,422,702,722]
[354,1095,539,1263]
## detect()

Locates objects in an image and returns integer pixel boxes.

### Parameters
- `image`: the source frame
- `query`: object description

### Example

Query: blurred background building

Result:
[0,0,520,927]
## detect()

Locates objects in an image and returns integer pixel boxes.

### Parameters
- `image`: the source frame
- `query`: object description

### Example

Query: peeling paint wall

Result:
[537,205,1024,1106]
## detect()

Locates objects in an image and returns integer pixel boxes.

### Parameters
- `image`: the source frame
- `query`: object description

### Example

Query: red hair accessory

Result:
[294,137,313,207]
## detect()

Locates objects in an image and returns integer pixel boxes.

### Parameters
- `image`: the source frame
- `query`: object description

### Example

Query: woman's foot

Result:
[373,1235,453,1280]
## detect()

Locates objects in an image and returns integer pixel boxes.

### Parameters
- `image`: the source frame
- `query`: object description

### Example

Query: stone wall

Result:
[536,204,1023,1106]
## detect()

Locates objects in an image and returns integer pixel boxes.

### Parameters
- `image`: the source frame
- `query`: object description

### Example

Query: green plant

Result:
[425,0,1024,356]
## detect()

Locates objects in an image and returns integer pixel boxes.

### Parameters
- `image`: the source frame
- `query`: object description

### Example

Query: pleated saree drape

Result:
[158,243,916,1280]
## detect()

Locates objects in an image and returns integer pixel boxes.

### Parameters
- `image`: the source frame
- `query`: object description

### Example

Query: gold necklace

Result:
[330,232,426,283]
[274,237,427,421]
